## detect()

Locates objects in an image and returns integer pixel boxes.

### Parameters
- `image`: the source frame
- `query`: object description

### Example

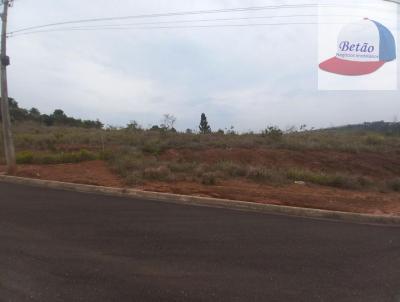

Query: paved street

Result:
[0,182,399,302]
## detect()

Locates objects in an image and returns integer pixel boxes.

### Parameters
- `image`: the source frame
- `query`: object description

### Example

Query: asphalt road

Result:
[0,182,400,302]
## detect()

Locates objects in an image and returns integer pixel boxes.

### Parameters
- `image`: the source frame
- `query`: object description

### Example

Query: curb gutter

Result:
[0,175,399,226]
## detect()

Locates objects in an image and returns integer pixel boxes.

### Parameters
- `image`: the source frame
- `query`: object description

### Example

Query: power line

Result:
[7,2,394,37]
[9,13,366,37]
[7,4,331,35]
[9,22,351,37]
[17,13,363,29]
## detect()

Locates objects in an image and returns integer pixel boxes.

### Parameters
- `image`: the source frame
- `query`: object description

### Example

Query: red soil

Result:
[1,161,123,187]
[1,159,399,216]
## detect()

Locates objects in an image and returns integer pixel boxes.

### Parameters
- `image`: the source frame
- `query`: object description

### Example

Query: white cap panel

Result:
[336,20,380,62]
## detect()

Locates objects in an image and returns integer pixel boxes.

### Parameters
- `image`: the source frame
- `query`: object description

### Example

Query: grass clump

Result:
[286,169,368,190]
[16,151,34,164]
[16,149,98,165]
[143,166,172,181]
[364,134,385,146]
[216,161,247,177]
[125,171,144,185]
[201,172,218,185]
[246,166,287,184]
[168,161,198,173]
[387,178,400,192]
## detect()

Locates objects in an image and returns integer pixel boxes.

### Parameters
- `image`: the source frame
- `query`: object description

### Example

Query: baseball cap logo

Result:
[319,18,396,76]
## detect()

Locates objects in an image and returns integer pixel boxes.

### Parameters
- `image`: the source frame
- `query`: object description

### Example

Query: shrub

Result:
[387,178,400,192]
[143,166,171,181]
[246,166,286,183]
[215,161,247,177]
[262,126,284,141]
[168,161,198,173]
[365,134,385,146]
[16,151,34,164]
[77,149,97,161]
[201,172,217,185]
[99,150,114,160]
[141,140,162,155]
[125,171,144,185]
[286,169,363,190]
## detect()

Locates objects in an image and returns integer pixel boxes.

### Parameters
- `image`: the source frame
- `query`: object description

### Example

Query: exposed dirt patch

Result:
[140,180,400,216]
[1,161,124,187]
[1,160,399,216]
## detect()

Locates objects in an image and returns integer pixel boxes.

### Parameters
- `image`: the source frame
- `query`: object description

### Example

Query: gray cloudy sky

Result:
[6,0,400,131]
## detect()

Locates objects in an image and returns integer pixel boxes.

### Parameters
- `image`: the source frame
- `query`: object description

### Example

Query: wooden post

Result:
[0,0,16,174]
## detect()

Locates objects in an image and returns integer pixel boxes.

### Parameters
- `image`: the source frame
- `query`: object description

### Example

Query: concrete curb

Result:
[1,174,399,226]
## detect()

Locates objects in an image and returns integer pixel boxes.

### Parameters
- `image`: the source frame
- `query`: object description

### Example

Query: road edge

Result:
[1,174,399,225]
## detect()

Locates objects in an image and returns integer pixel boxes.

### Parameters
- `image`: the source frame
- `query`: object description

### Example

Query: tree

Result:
[150,125,161,131]
[41,114,54,126]
[126,120,141,131]
[199,113,211,134]
[29,107,41,120]
[51,109,68,125]
[160,114,176,131]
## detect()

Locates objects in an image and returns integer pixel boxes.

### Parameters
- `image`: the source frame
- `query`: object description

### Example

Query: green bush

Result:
[365,135,385,146]
[262,126,284,141]
[387,178,400,192]
[77,149,97,161]
[201,172,217,185]
[16,151,34,164]
[141,141,162,155]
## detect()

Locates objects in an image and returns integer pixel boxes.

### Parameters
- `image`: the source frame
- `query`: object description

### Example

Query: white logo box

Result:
[318,0,398,90]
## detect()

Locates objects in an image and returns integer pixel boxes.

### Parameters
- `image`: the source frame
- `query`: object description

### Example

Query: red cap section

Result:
[319,57,385,76]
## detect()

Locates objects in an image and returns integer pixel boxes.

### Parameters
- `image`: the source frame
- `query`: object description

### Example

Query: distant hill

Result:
[324,121,400,135]
[0,98,103,129]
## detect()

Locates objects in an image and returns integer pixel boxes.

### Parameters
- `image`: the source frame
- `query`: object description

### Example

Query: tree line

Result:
[0,98,103,129]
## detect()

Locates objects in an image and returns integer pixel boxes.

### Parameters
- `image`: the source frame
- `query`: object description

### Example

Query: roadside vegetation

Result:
[1,100,400,193]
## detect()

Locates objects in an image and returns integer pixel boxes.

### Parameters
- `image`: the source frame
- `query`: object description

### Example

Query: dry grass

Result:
[1,122,400,192]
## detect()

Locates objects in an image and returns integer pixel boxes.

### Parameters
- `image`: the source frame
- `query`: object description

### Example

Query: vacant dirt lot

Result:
[1,159,399,216]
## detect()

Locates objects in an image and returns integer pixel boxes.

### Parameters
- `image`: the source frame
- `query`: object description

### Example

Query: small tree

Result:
[199,113,211,134]
[126,120,141,131]
[29,107,41,120]
[160,114,176,131]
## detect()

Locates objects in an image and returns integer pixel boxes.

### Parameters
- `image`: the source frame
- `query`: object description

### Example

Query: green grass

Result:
[16,149,98,165]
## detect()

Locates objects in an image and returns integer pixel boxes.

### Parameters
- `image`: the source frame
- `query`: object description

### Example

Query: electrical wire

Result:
[7,2,394,37]
[7,4,330,35]
[20,13,364,29]
[9,22,351,38]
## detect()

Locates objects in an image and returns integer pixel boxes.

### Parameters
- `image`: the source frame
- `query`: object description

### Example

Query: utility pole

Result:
[0,0,16,174]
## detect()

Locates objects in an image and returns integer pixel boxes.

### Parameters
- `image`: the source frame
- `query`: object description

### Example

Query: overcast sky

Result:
[6,0,400,131]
